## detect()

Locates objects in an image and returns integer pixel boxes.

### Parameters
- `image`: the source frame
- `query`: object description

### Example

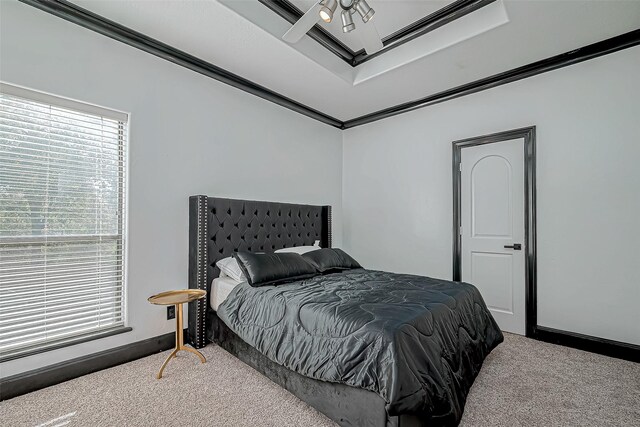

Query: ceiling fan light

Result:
[341,9,355,32]
[319,9,331,22]
[354,0,375,23]
[319,0,337,23]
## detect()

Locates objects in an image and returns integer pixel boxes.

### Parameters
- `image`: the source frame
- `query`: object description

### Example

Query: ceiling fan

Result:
[282,0,384,55]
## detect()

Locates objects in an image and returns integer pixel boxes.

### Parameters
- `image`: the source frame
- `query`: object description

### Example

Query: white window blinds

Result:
[0,83,128,360]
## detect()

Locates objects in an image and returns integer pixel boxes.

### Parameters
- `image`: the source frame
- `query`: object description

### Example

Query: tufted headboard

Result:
[187,196,332,348]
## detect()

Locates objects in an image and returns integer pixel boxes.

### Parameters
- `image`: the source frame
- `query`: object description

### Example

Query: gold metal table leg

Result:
[182,345,206,363]
[156,302,206,379]
[156,348,178,379]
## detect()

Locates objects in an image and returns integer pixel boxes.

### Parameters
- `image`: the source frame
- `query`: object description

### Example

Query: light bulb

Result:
[318,0,337,23]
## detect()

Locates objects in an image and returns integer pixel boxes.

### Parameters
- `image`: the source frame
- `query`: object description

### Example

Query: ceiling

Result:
[226,0,508,85]
[70,0,640,121]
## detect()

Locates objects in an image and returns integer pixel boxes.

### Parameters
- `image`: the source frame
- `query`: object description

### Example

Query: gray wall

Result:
[0,2,343,377]
[342,45,640,346]
[2,0,639,379]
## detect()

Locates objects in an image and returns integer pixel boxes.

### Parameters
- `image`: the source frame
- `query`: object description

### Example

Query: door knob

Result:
[504,243,522,250]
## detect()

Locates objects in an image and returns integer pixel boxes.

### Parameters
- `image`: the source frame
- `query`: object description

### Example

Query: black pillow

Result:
[233,252,318,287]
[302,248,362,273]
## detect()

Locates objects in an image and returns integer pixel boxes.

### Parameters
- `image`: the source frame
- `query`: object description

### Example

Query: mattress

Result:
[210,276,241,311]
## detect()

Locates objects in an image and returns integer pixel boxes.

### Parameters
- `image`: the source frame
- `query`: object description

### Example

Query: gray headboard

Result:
[187,196,332,348]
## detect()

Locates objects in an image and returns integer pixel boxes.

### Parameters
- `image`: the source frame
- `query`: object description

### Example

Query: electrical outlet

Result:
[167,305,175,320]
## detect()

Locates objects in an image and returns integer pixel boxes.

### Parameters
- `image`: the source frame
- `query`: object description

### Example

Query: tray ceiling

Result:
[57,1,640,121]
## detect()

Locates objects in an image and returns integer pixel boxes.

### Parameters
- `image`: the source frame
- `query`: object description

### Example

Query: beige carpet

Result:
[1,333,638,426]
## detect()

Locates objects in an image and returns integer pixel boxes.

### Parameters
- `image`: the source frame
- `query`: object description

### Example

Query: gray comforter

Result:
[218,269,503,425]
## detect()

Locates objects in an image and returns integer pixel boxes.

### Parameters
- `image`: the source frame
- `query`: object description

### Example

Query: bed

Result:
[188,196,503,426]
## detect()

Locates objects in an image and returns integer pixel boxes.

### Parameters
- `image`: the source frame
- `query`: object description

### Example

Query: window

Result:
[0,83,128,360]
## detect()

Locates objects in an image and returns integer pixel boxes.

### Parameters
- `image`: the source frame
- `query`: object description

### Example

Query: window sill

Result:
[0,326,133,363]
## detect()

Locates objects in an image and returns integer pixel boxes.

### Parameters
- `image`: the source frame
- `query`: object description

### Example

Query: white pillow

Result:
[216,257,246,282]
[275,241,321,255]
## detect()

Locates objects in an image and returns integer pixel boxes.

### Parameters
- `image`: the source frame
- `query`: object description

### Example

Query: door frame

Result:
[452,126,537,337]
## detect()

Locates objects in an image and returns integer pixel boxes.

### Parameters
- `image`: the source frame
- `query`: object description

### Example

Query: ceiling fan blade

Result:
[358,21,384,55]
[282,3,322,44]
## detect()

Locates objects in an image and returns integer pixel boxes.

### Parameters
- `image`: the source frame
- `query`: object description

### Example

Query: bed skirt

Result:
[206,311,424,427]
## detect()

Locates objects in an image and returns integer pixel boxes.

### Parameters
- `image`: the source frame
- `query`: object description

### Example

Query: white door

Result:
[460,138,526,335]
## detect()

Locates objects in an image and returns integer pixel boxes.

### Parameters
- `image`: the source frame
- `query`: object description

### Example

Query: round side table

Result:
[148,289,207,379]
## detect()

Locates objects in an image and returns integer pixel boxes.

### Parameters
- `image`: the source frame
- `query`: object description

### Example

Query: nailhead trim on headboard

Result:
[323,205,332,248]
[188,195,209,348]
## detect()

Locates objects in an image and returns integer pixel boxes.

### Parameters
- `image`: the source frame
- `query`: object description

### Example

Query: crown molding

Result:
[17,1,640,130]
[343,28,640,128]
[18,0,344,128]
[259,0,495,67]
